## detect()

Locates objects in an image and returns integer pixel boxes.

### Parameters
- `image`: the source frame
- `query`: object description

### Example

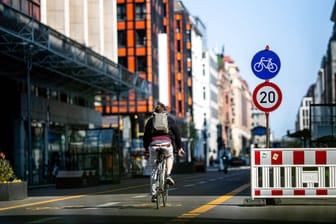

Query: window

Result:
[117,3,126,21]
[117,30,127,47]
[3,0,41,20]
[177,60,181,72]
[118,56,128,69]
[135,29,146,46]
[136,56,147,72]
[135,3,146,20]
[177,40,181,52]
[203,86,206,100]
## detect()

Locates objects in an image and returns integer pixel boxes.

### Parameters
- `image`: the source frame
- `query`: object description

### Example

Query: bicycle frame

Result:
[154,147,169,209]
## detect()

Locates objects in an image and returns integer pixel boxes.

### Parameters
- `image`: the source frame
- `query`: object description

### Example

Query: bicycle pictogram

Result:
[253,57,278,73]
[251,48,281,80]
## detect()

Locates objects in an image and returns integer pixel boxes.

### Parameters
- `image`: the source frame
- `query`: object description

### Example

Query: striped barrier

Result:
[251,148,336,199]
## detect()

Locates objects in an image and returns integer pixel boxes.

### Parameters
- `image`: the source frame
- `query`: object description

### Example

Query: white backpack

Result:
[152,111,169,134]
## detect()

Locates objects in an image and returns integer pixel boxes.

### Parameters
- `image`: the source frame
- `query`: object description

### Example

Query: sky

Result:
[182,0,335,139]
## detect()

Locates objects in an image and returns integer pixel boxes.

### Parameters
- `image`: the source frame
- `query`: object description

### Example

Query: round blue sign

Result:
[251,49,281,80]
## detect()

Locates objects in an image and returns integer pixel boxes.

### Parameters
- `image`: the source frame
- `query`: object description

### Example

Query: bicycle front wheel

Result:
[156,192,160,209]
[162,184,169,207]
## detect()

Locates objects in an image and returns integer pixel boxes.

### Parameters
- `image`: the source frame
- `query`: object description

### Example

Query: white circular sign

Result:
[252,81,282,113]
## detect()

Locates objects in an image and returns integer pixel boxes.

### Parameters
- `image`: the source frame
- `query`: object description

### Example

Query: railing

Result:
[251,148,336,199]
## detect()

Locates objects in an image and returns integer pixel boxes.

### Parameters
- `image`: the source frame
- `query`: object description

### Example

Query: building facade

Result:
[0,0,147,185]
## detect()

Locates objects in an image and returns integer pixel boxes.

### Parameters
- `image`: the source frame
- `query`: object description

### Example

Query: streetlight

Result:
[24,44,33,184]
[202,113,207,166]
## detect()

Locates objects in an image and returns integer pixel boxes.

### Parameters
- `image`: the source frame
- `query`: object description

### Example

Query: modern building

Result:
[295,96,313,132]
[0,0,147,185]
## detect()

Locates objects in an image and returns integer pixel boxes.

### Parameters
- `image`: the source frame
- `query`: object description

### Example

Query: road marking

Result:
[0,195,85,211]
[171,183,250,223]
[184,184,195,187]
[97,202,120,207]
[133,194,147,198]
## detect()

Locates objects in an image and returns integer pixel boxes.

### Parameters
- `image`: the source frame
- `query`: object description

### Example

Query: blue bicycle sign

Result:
[253,57,278,73]
[251,49,281,80]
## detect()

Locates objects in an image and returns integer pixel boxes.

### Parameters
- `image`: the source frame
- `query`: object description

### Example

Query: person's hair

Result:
[154,102,167,113]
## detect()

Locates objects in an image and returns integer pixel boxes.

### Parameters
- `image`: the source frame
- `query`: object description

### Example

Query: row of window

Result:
[117,3,146,21]
[118,29,146,47]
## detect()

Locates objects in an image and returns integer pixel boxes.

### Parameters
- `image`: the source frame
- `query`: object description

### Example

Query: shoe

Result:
[151,195,157,203]
[166,175,175,186]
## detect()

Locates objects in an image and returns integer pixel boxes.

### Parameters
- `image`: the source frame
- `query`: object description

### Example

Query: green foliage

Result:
[0,159,14,183]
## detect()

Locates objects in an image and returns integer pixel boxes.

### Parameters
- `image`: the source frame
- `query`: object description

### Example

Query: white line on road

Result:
[133,195,147,198]
[97,202,120,207]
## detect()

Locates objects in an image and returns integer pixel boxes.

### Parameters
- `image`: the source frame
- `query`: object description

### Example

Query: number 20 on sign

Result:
[252,81,282,113]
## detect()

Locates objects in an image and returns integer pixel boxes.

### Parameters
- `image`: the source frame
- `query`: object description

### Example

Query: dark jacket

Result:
[143,115,182,153]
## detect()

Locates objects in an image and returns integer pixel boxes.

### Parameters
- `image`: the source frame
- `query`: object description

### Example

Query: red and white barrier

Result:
[251,148,336,199]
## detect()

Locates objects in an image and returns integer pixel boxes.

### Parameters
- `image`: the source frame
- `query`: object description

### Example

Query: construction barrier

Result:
[251,148,336,199]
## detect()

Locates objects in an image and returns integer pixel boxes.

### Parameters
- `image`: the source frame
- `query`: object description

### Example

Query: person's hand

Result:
[178,148,185,157]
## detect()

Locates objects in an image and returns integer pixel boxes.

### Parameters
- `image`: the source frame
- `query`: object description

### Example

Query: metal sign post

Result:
[251,45,282,148]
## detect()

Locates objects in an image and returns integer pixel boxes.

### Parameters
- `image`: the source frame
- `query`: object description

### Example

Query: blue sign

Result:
[251,49,281,80]
[252,126,267,136]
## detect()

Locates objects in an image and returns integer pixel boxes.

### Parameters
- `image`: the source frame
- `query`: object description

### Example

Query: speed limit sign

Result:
[252,81,282,113]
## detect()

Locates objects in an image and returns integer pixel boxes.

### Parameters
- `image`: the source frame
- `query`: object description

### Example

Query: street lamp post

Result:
[25,44,33,184]
[203,113,207,167]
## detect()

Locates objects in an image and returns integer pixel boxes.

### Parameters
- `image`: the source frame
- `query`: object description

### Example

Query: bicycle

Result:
[253,57,278,73]
[152,146,170,209]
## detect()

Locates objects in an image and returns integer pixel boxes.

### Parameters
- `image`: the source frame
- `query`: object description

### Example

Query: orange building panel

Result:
[127,21,134,29]
[188,97,192,105]
[126,3,134,20]
[136,47,146,55]
[147,73,153,82]
[135,21,145,29]
[187,77,192,86]
[95,106,103,112]
[127,30,134,46]
[127,48,134,55]
[117,22,126,29]
[118,48,126,56]
[187,60,192,68]
[128,56,135,71]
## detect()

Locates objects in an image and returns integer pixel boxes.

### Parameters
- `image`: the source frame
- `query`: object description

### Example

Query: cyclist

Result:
[143,102,185,202]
